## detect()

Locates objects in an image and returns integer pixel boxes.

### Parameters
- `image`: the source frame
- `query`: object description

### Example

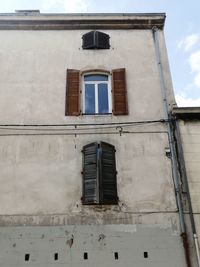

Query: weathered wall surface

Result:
[0,14,187,267]
[0,224,187,267]
[179,120,200,238]
[0,29,175,123]
[0,131,175,217]
[0,18,177,227]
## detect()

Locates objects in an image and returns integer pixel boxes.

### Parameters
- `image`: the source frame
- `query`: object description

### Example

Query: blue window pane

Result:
[98,83,109,113]
[85,84,95,114]
[84,74,108,81]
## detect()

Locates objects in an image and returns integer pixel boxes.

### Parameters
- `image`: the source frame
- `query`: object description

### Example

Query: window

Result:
[83,74,111,114]
[82,142,118,205]
[65,68,128,116]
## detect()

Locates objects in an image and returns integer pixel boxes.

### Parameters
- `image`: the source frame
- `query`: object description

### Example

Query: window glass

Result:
[83,73,110,114]
[98,83,109,113]
[84,74,108,81]
[85,84,95,114]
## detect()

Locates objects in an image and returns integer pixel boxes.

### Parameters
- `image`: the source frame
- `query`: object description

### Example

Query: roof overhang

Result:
[172,107,200,120]
[0,13,166,30]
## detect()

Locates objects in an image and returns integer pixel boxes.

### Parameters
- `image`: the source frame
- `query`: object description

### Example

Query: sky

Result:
[0,0,200,107]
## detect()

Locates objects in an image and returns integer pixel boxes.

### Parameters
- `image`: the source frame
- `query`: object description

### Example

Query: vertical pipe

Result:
[194,234,200,265]
[152,27,191,266]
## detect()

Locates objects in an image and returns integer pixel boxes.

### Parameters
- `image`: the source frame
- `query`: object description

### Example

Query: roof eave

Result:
[172,107,200,120]
[0,13,166,30]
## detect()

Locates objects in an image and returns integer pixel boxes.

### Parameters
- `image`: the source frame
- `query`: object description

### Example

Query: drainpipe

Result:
[152,27,191,267]
[174,118,200,267]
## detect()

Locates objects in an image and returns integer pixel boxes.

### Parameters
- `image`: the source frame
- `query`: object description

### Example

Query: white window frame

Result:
[82,73,112,114]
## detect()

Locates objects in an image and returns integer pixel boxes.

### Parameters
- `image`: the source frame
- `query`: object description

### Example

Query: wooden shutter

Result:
[99,142,118,204]
[96,31,110,49]
[82,31,110,49]
[112,68,128,115]
[65,69,80,116]
[82,142,99,204]
[82,31,95,49]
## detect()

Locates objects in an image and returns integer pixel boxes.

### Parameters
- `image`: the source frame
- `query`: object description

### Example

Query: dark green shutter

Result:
[82,142,99,204]
[82,31,110,49]
[100,142,118,204]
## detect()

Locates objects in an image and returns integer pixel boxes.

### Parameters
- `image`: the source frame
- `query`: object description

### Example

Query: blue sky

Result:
[0,0,200,106]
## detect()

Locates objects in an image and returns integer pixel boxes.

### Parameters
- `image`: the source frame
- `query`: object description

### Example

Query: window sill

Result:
[82,204,119,208]
[82,113,112,116]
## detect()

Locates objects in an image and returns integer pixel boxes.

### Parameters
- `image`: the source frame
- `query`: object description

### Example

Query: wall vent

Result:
[25,254,30,261]
[83,252,88,260]
[54,253,58,261]
[114,252,119,260]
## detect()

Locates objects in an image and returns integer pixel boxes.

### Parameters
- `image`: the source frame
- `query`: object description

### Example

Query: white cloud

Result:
[189,50,200,89]
[194,73,200,88]
[178,34,200,52]
[189,50,200,72]
[42,0,89,13]
[176,94,200,107]
[177,34,200,95]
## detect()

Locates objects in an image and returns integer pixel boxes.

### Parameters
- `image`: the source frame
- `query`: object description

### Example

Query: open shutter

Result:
[112,68,128,115]
[99,142,118,204]
[65,69,80,116]
[82,142,99,204]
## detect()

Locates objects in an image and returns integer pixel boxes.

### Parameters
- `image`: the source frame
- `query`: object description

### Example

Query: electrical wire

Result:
[0,123,164,132]
[0,119,168,133]
[0,119,169,136]
[0,131,168,137]
[0,119,168,128]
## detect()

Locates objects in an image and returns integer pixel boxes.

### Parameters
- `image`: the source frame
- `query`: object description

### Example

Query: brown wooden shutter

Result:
[112,68,128,115]
[65,69,80,116]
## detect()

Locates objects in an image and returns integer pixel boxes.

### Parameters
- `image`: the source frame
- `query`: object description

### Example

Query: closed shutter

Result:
[82,142,99,204]
[100,142,118,204]
[96,31,110,49]
[82,31,110,49]
[112,68,128,115]
[82,31,95,49]
[65,69,80,116]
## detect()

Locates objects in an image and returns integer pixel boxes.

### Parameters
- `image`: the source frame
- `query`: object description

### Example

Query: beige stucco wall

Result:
[179,120,200,237]
[0,131,175,214]
[0,25,178,226]
[0,29,175,123]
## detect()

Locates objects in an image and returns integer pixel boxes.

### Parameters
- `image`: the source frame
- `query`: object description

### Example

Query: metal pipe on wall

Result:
[152,27,191,267]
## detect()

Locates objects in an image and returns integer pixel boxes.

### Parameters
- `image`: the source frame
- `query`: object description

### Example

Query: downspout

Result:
[152,27,191,267]
[174,118,200,267]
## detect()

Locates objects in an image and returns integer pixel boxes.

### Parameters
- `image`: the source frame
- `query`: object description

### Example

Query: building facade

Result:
[0,11,191,266]
[172,107,200,267]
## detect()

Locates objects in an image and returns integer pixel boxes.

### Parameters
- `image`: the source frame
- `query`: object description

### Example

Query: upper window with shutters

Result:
[65,68,128,116]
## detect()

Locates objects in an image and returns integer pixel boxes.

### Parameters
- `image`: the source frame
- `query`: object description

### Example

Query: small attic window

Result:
[82,31,110,49]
